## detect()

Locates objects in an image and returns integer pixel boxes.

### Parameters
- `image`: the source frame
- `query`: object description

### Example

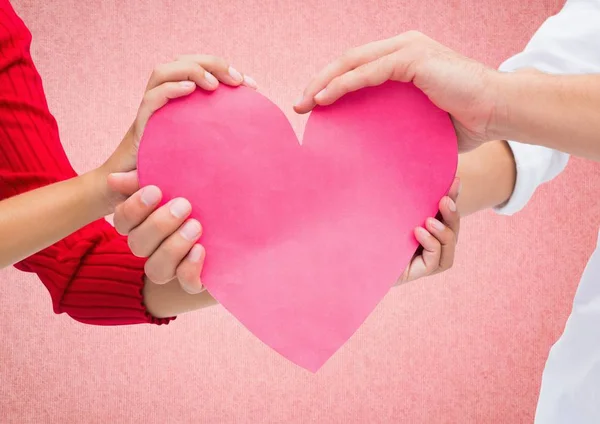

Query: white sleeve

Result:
[494,0,600,215]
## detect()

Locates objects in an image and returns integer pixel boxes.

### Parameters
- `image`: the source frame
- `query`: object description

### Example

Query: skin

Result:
[0,55,256,316]
[8,31,598,320]
[295,31,599,284]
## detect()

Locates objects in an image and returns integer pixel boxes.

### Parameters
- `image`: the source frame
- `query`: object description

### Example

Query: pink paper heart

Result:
[138,81,457,372]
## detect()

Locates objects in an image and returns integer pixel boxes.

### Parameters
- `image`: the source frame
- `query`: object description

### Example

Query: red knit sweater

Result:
[0,1,173,325]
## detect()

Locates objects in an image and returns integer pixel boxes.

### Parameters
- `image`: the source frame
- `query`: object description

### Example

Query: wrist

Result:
[484,70,549,142]
[84,167,116,217]
[483,71,512,142]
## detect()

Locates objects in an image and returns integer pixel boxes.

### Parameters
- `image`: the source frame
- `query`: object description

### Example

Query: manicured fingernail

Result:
[204,71,218,87]
[294,96,303,107]
[314,88,327,102]
[448,198,457,212]
[180,220,201,241]
[429,218,445,231]
[140,186,161,206]
[169,198,191,218]
[228,66,243,83]
[179,80,195,89]
[187,244,203,263]
[243,75,257,89]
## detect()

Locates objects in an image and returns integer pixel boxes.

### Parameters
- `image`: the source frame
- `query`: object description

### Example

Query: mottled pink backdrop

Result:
[2,0,599,423]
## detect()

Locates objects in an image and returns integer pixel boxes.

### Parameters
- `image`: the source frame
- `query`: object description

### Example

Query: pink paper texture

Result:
[138,81,457,371]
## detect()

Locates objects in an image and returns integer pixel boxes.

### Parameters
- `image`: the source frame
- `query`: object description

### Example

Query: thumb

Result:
[107,170,140,197]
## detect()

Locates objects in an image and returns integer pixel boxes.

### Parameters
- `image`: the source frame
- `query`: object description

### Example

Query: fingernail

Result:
[179,80,195,89]
[429,218,445,231]
[187,244,203,263]
[294,96,303,107]
[314,88,327,102]
[448,198,457,212]
[204,71,218,87]
[180,220,201,241]
[169,198,191,218]
[243,75,257,89]
[228,66,243,83]
[140,186,161,206]
[182,282,203,294]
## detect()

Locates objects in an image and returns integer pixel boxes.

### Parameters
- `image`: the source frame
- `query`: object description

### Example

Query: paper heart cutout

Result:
[138,81,457,372]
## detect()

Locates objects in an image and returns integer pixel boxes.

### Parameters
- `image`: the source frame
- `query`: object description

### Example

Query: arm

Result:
[0,170,110,268]
[456,141,516,216]
[0,0,219,323]
[491,73,600,162]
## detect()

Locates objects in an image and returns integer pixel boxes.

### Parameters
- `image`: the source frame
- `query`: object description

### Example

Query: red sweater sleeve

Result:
[0,1,173,325]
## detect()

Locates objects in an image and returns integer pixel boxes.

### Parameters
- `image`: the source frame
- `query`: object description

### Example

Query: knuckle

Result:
[151,64,167,80]
[113,207,128,235]
[340,48,357,65]
[140,92,154,108]
[144,261,170,284]
[447,231,457,245]
[127,232,146,257]
[176,264,198,286]
[331,75,348,93]
[352,68,371,85]
[201,54,228,70]
[405,30,423,40]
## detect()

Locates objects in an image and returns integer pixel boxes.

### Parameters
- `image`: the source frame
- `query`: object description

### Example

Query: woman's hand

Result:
[398,177,461,284]
[104,56,256,293]
[102,54,257,203]
[295,31,501,153]
[110,174,205,294]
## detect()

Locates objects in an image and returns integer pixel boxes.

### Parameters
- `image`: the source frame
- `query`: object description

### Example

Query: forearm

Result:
[0,169,111,268]
[455,140,516,217]
[491,72,600,161]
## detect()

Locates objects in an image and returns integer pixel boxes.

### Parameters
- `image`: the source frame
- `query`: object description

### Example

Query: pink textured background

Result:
[2,0,599,422]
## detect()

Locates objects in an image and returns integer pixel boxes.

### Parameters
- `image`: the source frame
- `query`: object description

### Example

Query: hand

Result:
[397,177,460,284]
[104,55,257,292]
[100,55,257,209]
[110,173,205,294]
[294,31,500,153]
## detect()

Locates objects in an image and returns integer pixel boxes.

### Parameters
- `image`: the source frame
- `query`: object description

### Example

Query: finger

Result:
[143,219,203,285]
[415,226,442,274]
[107,170,140,197]
[113,185,162,236]
[400,226,442,283]
[439,194,460,237]
[425,217,456,271]
[146,60,219,91]
[398,255,427,284]
[176,244,206,294]
[313,52,400,106]
[135,81,197,136]
[127,198,192,257]
[175,54,258,88]
[447,177,461,202]
[294,31,423,113]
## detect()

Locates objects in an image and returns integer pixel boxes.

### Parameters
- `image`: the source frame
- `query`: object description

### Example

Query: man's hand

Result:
[295,31,500,153]
[398,178,461,284]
